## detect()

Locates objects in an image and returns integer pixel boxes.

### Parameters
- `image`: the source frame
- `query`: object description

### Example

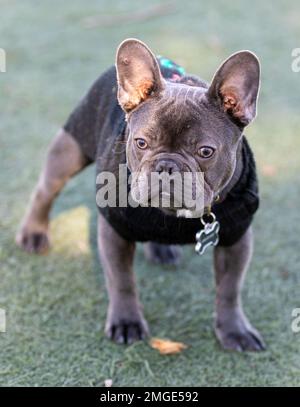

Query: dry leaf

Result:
[150,338,187,355]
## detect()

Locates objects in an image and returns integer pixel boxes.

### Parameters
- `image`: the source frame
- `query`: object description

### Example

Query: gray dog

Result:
[16,39,265,351]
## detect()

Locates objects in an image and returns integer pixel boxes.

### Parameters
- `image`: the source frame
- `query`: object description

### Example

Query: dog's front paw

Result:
[105,314,149,345]
[16,227,50,254]
[215,311,266,352]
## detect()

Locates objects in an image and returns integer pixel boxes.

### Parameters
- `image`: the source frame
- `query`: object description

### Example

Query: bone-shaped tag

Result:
[195,220,220,255]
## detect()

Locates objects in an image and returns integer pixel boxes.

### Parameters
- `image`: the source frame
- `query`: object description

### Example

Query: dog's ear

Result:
[116,39,164,112]
[208,51,260,127]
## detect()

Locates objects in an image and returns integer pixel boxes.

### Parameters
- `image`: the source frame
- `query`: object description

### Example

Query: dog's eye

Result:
[135,138,148,150]
[198,146,215,158]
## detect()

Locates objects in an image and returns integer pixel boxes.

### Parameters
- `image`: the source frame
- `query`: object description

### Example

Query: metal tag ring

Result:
[200,212,217,226]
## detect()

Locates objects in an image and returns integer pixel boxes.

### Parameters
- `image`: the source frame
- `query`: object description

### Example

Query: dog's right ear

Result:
[116,39,164,112]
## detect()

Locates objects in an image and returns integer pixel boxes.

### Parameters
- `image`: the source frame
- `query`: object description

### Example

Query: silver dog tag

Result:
[195,213,220,255]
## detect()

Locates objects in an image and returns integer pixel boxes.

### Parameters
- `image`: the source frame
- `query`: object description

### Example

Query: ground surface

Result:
[0,0,300,386]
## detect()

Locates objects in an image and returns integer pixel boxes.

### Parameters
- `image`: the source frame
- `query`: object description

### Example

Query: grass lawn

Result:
[1,0,300,386]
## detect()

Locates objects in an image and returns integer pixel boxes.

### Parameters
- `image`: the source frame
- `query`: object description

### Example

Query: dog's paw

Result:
[105,317,149,345]
[143,242,182,266]
[16,228,50,254]
[215,315,266,352]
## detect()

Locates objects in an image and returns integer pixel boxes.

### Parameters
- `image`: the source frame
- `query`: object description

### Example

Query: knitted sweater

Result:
[64,60,259,247]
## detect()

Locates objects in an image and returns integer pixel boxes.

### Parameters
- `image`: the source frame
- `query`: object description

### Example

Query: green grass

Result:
[1,0,300,386]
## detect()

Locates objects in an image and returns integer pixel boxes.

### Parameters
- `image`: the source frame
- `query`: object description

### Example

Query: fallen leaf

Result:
[150,338,188,355]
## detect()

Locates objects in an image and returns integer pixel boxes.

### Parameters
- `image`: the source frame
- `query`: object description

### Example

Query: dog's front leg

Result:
[98,213,149,344]
[213,226,265,351]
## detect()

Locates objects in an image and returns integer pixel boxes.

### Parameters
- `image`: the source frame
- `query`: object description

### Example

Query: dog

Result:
[16,39,265,351]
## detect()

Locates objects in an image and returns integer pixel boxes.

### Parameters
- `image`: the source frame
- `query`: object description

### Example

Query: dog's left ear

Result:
[116,38,164,112]
[208,51,260,127]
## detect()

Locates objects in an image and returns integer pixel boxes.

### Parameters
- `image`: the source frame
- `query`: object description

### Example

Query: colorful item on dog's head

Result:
[157,55,185,81]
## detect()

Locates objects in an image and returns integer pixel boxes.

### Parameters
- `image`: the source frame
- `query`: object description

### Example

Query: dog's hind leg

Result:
[16,129,89,254]
[143,242,182,266]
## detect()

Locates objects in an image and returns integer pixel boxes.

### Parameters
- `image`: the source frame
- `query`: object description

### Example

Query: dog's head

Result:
[115,39,260,216]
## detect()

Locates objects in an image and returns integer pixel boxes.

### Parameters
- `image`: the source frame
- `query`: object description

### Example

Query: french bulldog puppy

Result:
[16,39,265,351]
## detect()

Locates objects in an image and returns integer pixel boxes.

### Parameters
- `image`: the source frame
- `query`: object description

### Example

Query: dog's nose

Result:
[155,159,180,175]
